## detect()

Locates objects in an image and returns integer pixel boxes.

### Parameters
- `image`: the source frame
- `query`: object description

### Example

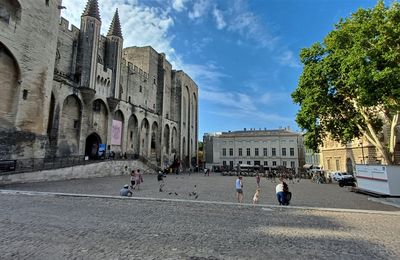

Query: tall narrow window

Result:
[336,159,340,171]
[290,161,295,168]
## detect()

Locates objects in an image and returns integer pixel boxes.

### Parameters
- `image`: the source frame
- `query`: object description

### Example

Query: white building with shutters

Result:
[203,128,305,173]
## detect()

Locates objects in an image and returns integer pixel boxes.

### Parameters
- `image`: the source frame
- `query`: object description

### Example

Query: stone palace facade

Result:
[0,0,198,168]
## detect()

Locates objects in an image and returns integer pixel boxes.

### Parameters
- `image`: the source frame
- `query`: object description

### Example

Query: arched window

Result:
[0,42,20,128]
[0,0,21,23]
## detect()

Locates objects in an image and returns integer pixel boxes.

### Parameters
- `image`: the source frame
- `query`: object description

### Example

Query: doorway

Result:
[85,133,101,159]
[346,158,353,175]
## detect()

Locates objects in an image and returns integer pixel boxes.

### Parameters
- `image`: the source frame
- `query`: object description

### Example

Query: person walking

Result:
[134,169,142,190]
[157,171,165,192]
[235,176,244,203]
[255,173,261,187]
[130,170,135,189]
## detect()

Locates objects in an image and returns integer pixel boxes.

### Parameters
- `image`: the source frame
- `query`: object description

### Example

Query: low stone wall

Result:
[0,160,151,185]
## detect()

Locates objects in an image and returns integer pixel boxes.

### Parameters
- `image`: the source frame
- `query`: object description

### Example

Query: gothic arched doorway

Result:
[0,42,20,129]
[85,133,101,159]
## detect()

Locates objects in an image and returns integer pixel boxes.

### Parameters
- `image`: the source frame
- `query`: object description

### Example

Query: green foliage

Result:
[198,141,204,151]
[292,0,400,152]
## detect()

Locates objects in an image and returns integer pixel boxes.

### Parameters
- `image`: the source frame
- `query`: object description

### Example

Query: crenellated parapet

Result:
[121,58,149,81]
[59,17,80,37]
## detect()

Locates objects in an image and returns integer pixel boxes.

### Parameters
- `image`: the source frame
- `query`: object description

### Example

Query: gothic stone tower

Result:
[106,9,123,100]
[78,0,101,91]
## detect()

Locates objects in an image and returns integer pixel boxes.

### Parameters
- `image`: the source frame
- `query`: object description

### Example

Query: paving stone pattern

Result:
[1,173,398,211]
[1,193,399,259]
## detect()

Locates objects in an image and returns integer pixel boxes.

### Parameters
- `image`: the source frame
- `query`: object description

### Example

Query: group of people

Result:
[235,175,292,205]
[120,169,144,197]
[120,168,292,205]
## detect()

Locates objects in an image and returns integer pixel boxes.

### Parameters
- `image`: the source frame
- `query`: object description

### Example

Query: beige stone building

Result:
[320,132,400,173]
[0,0,198,169]
[320,138,376,174]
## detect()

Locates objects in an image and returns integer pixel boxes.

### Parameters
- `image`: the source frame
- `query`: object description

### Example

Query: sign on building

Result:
[111,120,122,145]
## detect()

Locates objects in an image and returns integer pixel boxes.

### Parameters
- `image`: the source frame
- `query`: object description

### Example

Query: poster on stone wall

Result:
[98,143,106,158]
[111,120,122,145]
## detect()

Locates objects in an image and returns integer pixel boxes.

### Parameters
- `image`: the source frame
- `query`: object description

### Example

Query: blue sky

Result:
[62,0,384,139]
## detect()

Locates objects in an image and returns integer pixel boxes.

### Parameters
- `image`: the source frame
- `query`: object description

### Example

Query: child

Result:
[130,170,135,189]
[253,188,261,204]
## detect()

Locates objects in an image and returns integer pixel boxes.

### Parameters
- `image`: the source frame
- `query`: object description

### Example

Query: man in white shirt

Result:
[235,176,244,203]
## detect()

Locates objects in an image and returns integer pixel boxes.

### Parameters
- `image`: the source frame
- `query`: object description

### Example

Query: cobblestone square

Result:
[2,172,399,211]
[1,172,400,259]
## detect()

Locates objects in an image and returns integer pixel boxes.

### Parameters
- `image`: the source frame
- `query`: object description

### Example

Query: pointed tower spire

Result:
[107,9,123,39]
[82,0,101,21]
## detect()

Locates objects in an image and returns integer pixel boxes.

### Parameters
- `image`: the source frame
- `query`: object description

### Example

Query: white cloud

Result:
[200,90,256,111]
[177,62,228,90]
[62,0,176,61]
[61,0,227,89]
[212,6,226,30]
[276,50,301,68]
[186,37,213,54]
[259,91,290,105]
[209,109,293,124]
[171,0,189,12]
[227,12,278,50]
[188,0,210,20]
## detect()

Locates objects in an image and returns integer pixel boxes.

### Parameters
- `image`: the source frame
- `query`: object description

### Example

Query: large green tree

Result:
[292,1,400,164]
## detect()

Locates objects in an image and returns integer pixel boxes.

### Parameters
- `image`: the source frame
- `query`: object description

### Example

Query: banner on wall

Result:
[98,143,106,157]
[111,120,122,145]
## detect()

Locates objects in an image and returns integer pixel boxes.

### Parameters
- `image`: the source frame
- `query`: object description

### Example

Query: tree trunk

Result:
[389,113,399,163]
